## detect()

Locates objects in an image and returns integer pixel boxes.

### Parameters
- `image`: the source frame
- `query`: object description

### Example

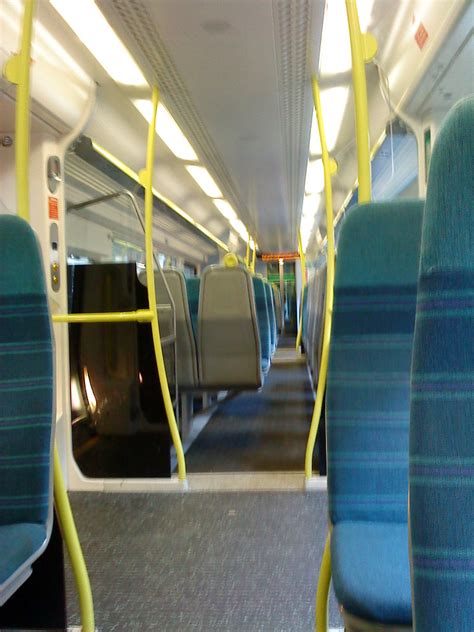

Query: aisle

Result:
[184,341,314,473]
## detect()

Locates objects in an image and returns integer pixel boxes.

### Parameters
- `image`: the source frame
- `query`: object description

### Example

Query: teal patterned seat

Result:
[327,200,424,626]
[252,277,271,373]
[185,276,201,341]
[0,215,54,605]
[409,97,474,632]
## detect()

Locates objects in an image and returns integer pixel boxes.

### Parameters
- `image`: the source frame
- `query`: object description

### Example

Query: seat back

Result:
[264,281,277,354]
[271,283,283,333]
[163,269,199,389]
[199,265,262,389]
[301,284,309,350]
[409,98,474,631]
[185,276,200,341]
[252,277,271,372]
[327,200,424,525]
[0,215,54,527]
[306,273,316,371]
[311,266,327,387]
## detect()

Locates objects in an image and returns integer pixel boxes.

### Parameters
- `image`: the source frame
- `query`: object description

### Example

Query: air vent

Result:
[272,0,315,246]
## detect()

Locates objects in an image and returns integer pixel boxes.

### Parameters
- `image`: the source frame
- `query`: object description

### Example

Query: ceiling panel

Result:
[100,0,324,252]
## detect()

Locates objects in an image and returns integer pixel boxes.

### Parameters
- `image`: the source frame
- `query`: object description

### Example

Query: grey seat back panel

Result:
[164,269,199,389]
[199,265,262,388]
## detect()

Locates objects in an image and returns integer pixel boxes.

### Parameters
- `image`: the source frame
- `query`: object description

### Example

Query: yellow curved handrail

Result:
[246,240,251,269]
[2,0,34,221]
[315,532,331,632]
[54,448,95,632]
[143,86,187,482]
[295,230,306,350]
[4,2,95,630]
[345,0,372,203]
[304,75,335,480]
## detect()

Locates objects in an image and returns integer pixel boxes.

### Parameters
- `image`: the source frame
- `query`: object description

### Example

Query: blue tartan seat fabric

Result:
[0,215,54,604]
[264,281,277,354]
[331,521,412,624]
[301,284,308,349]
[252,277,271,373]
[185,277,201,341]
[409,98,474,632]
[327,200,424,625]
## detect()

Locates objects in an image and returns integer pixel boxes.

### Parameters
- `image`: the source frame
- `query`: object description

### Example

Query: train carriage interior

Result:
[0,0,473,631]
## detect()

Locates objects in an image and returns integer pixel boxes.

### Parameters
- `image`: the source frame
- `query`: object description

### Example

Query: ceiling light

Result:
[319,0,375,77]
[50,0,147,87]
[134,100,198,161]
[357,0,376,31]
[302,194,321,218]
[319,0,351,76]
[305,160,325,195]
[230,218,249,242]
[309,87,349,155]
[186,166,223,198]
[213,199,238,221]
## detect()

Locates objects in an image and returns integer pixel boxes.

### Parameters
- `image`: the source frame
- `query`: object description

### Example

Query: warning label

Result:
[48,196,59,220]
[415,21,429,50]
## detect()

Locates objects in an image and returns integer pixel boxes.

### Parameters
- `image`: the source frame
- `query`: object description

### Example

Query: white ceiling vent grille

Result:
[272,0,315,244]
[98,0,254,234]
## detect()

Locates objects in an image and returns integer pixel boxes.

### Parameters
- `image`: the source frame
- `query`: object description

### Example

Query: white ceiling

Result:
[99,0,324,253]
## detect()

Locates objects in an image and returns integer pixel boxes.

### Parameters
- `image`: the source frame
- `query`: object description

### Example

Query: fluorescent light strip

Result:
[50,0,147,87]
[213,199,237,221]
[186,166,223,198]
[134,100,198,161]
[309,87,349,155]
[305,160,325,195]
[91,142,229,252]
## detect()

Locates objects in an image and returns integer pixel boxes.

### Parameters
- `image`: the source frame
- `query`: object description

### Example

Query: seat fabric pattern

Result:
[185,277,200,341]
[0,216,54,527]
[327,201,424,525]
[326,200,423,626]
[301,284,308,348]
[252,278,271,372]
[409,98,474,632]
[331,522,412,625]
[0,523,46,585]
[0,215,53,601]
[264,282,277,354]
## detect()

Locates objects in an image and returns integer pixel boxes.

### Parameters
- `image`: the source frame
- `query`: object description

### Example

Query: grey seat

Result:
[199,265,262,389]
[163,268,199,390]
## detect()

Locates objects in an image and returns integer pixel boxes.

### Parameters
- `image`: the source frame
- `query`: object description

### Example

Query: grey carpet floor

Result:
[184,361,314,473]
[64,491,343,632]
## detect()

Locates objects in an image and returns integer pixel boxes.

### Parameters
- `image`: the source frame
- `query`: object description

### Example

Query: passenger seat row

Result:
[161,263,281,391]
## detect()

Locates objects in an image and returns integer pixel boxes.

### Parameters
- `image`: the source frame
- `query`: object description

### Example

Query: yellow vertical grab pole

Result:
[345,0,376,203]
[251,239,257,273]
[295,230,306,350]
[4,2,95,630]
[142,86,187,482]
[304,76,336,481]
[246,240,251,270]
[2,0,35,221]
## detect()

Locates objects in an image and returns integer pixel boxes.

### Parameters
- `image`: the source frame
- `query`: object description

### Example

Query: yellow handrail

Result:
[295,230,306,350]
[54,448,95,632]
[315,532,332,632]
[52,310,154,323]
[345,0,374,203]
[304,76,336,480]
[251,240,257,273]
[2,0,34,221]
[4,2,95,630]
[246,240,250,270]
[142,86,187,482]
